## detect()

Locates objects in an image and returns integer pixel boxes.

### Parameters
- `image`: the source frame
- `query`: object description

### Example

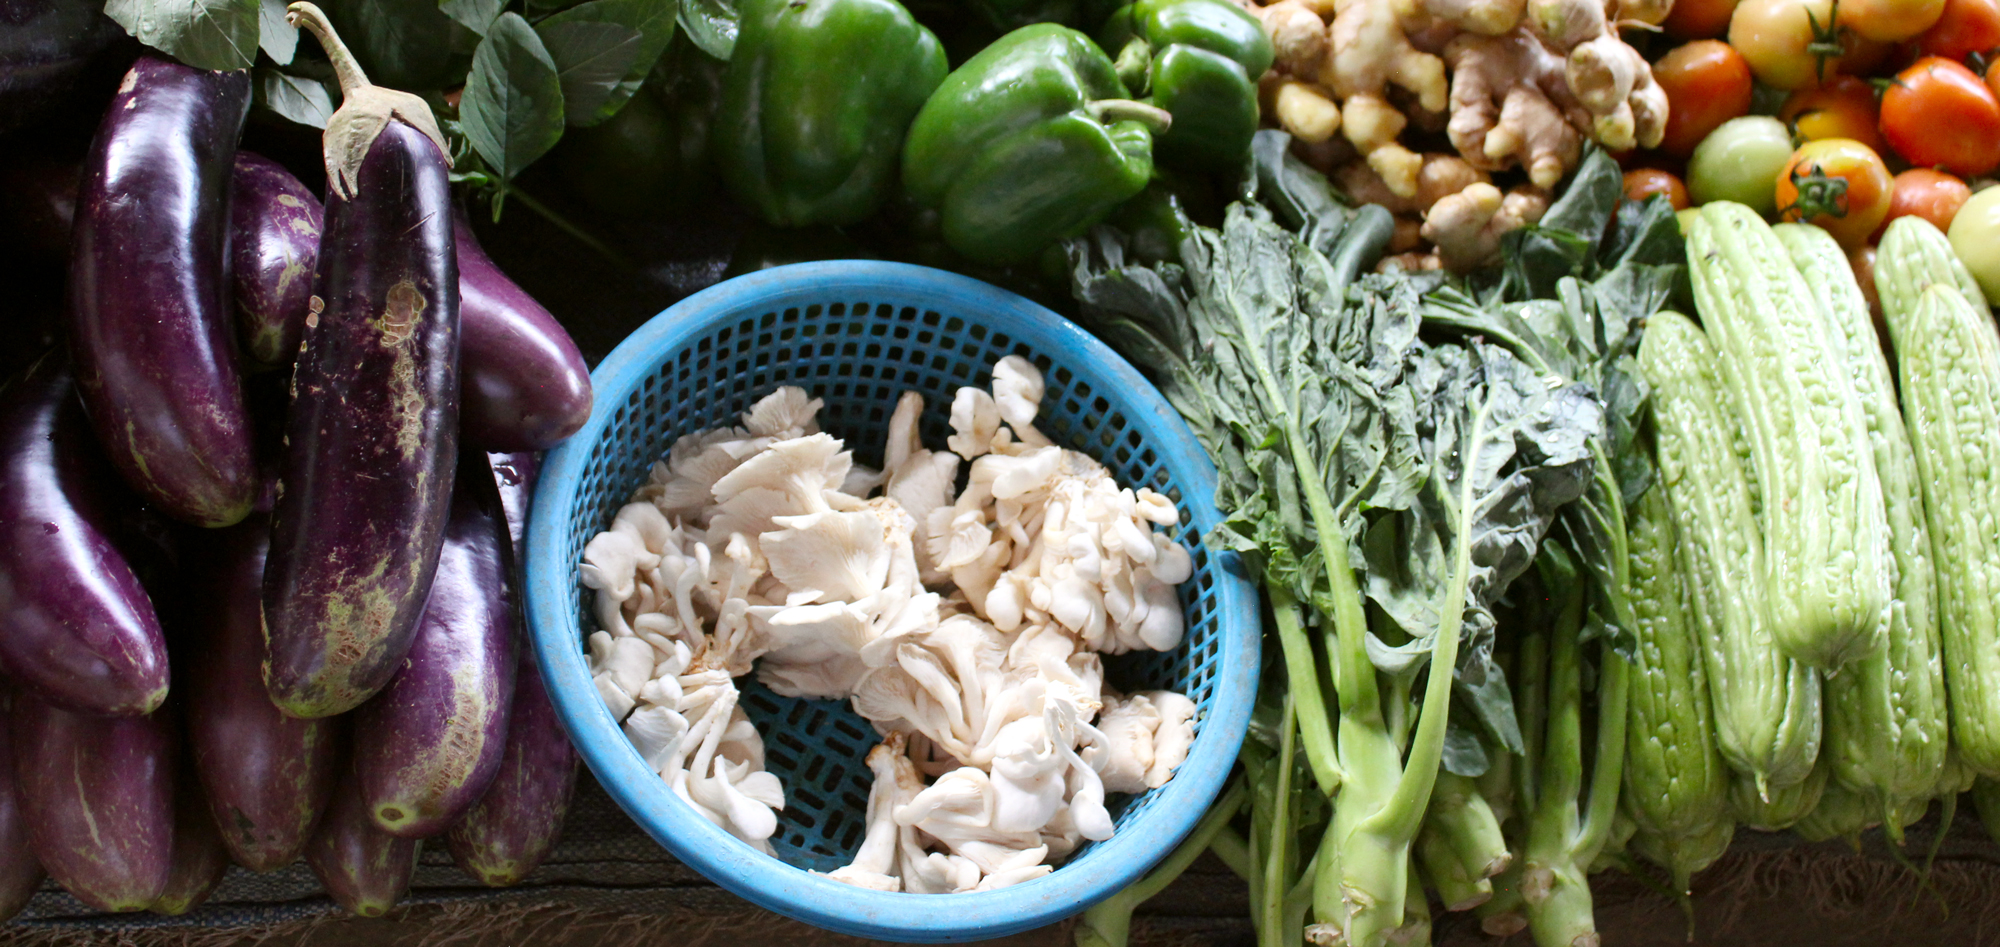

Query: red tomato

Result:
[1654,41,1758,157]
[1840,0,1946,40]
[1875,168,1973,238]
[1912,0,2000,59]
[1880,57,2000,174]
[1625,168,1692,208]
[1667,0,1744,36]
[1776,138,1896,247]
[1780,76,1890,153]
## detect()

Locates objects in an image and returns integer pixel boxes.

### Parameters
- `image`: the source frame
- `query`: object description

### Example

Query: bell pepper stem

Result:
[1114,39,1153,95]
[1088,99,1173,135]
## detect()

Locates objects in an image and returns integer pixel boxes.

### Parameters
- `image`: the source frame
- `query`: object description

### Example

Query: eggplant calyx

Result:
[285,1,453,201]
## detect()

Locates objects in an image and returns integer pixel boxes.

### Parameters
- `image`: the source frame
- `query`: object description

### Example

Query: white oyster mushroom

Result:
[990,355,1052,447]
[1136,578,1184,651]
[930,509,994,572]
[987,714,1067,834]
[1090,693,1161,794]
[1142,691,1196,789]
[743,386,823,438]
[588,632,655,713]
[826,737,910,892]
[613,501,676,556]
[947,387,1002,459]
[625,704,690,774]
[647,428,773,523]
[884,390,925,474]
[708,432,853,540]
[762,509,891,605]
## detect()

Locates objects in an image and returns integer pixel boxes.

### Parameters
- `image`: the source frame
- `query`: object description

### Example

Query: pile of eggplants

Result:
[0,13,585,920]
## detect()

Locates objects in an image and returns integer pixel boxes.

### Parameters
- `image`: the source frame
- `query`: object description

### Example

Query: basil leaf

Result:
[461,12,567,183]
[440,0,508,34]
[318,0,460,91]
[536,20,644,125]
[678,0,737,60]
[538,0,680,126]
[104,0,259,71]
[259,0,296,65]
[255,68,336,128]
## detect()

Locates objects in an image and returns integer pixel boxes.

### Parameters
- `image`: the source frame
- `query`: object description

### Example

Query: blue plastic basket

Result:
[525,261,1260,942]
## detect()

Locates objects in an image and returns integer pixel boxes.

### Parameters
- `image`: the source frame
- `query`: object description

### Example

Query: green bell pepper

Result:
[901,24,1171,265]
[1101,0,1273,173]
[713,0,946,227]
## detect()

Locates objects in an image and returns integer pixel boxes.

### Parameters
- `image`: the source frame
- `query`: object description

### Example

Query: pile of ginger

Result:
[1243,0,1669,269]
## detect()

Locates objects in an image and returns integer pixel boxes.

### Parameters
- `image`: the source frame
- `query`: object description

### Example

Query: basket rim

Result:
[524,260,1260,942]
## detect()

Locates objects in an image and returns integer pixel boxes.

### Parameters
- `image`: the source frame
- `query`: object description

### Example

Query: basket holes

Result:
[810,303,827,319]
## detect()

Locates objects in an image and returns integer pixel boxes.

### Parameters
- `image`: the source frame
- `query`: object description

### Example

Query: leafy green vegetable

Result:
[254,68,336,128]
[105,0,260,72]
[461,12,567,183]
[678,0,740,60]
[537,0,681,126]
[317,0,462,91]
[259,0,298,64]
[440,0,509,34]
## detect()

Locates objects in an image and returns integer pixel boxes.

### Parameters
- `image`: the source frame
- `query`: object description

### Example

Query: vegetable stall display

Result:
[13,0,2000,939]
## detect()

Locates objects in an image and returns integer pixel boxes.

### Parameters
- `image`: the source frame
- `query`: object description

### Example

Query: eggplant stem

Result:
[286,3,369,97]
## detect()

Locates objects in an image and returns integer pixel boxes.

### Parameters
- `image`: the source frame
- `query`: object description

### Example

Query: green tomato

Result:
[1686,115,1794,215]
[1949,185,2000,302]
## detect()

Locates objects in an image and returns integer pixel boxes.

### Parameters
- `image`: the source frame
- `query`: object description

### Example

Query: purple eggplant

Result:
[264,10,460,720]
[150,763,229,916]
[355,452,517,838]
[455,210,592,452]
[305,768,420,918]
[0,356,169,717]
[67,55,256,528]
[188,516,340,872]
[0,698,45,922]
[445,454,576,886]
[230,152,323,370]
[11,694,174,912]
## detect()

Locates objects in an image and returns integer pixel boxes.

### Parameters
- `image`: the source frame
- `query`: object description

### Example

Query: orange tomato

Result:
[1779,76,1889,152]
[1625,168,1692,208]
[1776,138,1895,247]
[1667,0,1744,36]
[1839,0,1946,40]
[1730,0,1870,88]
[1875,168,1973,238]
[1879,57,2000,175]
[1654,41,1758,157]
[1912,0,2000,60]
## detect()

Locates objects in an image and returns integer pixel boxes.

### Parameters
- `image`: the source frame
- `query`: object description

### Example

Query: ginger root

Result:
[1526,0,1670,150]
[1422,182,1551,270]
[1423,0,1525,35]
[1444,29,1586,189]
[1334,153,1490,215]
[1263,75,1343,142]
[1244,0,1334,75]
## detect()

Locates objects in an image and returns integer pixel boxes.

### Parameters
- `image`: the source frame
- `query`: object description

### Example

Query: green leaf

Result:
[255,68,336,128]
[440,0,508,34]
[538,0,680,126]
[461,12,567,183]
[259,0,297,64]
[536,20,644,124]
[316,0,461,91]
[677,0,738,60]
[105,0,259,71]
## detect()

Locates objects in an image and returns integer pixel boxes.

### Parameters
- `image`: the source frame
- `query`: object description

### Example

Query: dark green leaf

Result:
[440,0,507,34]
[105,0,259,71]
[255,68,336,128]
[678,0,738,60]
[539,0,681,126]
[461,12,567,182]
[1249,129,1351,256]
[1442,718,1491,778]
[259,0,296,64]
[316,0,460,90]
[536,20,645,125]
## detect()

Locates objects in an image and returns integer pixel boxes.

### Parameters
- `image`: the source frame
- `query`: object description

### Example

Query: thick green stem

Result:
[1522,578,1595,947]
[1211,827,1253,880]
[1087,99,1174,135]
[1259,694,1299,947]
[1273,589,1341,795]
[1075,782,1250,947]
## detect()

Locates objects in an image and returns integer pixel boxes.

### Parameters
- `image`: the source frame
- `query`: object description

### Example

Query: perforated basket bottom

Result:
[562,298,1227,871]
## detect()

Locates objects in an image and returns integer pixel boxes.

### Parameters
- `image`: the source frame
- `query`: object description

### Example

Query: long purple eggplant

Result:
[356,452,517,838]
[230,152,323,370]
[67,55,256,528]
[0,698,45,922]
[455,210,592,451]
[264,6,460,719]
[0,356,169,717]
[188,516,340,871]
[150,761,229,916]
[446,454,577,886]
[11,694,174,912]
[305,768,421,918]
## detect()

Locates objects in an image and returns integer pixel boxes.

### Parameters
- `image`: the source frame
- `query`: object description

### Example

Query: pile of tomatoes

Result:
[1625,0,2000,291]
